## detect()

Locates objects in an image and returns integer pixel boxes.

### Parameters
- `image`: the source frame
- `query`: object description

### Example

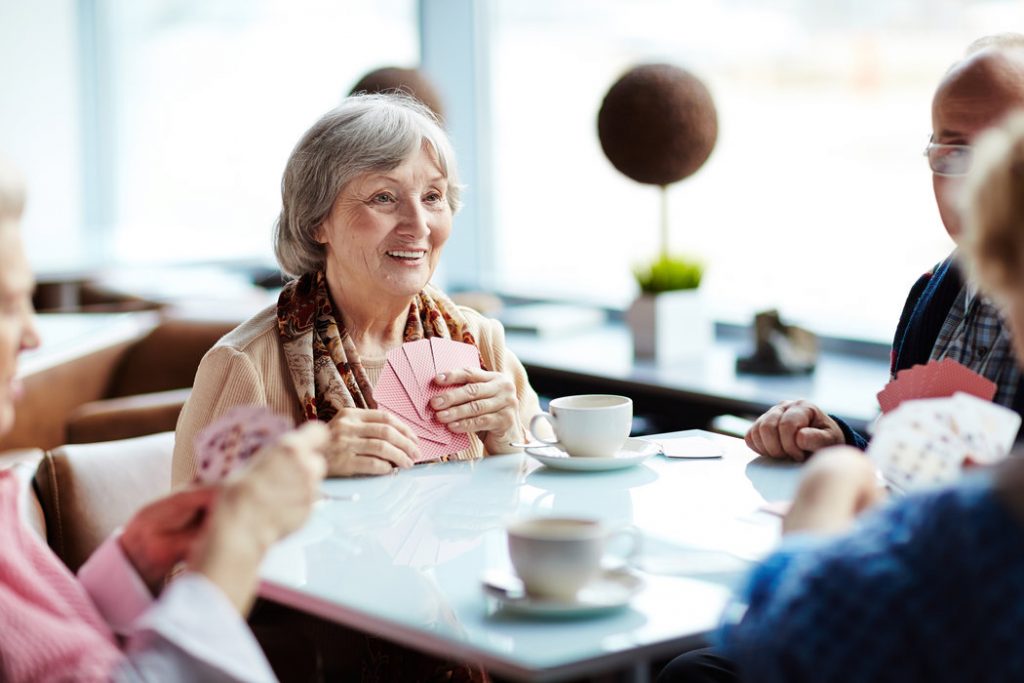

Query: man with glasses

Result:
[742,36,1024,463]
[660,33,1024,683]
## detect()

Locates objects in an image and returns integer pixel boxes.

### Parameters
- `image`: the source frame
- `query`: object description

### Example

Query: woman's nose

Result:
[397,199,431,237]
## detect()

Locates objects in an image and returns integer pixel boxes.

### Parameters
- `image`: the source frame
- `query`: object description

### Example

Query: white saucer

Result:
[481,567,644,617]
[524,438,659,471]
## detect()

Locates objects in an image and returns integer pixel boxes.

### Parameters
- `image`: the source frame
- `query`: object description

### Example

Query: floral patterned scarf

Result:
[276,271,480,424]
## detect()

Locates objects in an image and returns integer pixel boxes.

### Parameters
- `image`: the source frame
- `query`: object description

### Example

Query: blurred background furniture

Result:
[63,316,238,444]
[2,311,238,451]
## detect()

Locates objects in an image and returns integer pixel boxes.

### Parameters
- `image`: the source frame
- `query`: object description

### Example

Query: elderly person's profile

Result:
[173,93,539,484]
[743,34,1024,462]
[0,156,330,681]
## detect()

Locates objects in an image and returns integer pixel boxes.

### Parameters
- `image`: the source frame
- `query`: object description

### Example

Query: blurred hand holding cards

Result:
[868,392,1020,494]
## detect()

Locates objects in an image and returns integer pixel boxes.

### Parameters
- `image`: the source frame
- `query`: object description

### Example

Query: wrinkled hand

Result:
[325,407,418,476]
[783,446,886,535]
[220,420,330,542]
[120,487,218,596]
[189,421,330,614]
[432,368,522,450]
[746,400,845,462]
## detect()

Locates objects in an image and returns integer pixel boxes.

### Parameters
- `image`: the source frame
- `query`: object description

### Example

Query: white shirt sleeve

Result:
[79,535,277,682]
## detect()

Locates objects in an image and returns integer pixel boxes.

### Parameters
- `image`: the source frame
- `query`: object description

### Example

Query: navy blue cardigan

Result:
[834,254,1024,449]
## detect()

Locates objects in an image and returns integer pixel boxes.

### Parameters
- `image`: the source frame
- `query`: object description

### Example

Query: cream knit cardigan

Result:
[172,303,540,487]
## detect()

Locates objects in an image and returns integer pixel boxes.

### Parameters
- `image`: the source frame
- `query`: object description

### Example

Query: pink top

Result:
[0,469,277,682]
[0,470,122,681]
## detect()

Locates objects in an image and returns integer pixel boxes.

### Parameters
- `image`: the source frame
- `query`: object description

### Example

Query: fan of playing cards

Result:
[867,392,1021,494]
[193,406,293,484]
[373,337,482,463]
[876,358,996,414]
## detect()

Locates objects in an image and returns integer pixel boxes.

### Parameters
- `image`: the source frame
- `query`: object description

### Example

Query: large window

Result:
[489,0,1024,341]
[105,0,418,265]
[7,0,1024,343]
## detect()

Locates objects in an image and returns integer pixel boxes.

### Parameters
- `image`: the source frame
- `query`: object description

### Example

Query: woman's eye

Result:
[424,192,443,203]
[373,193,395,204]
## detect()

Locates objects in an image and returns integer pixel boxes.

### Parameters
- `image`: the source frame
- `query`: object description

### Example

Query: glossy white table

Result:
[259,430,803,682]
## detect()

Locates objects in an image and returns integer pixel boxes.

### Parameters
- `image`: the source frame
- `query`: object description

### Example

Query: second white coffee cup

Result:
[529,394,633,457]
[506,516,639,600]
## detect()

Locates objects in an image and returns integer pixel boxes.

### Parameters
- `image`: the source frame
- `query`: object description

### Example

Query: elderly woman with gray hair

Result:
[173,94,539,484]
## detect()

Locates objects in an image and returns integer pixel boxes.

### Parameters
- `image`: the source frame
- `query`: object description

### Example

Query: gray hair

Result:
[274,93,461,278]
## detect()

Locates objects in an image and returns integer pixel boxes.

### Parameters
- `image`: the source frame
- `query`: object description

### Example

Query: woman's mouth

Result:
[385,250,427,263]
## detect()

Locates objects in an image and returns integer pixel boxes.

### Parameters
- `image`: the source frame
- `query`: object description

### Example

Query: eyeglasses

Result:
[924,142,972,176]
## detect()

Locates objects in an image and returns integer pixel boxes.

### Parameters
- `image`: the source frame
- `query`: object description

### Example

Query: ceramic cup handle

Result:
[528,412,561,446]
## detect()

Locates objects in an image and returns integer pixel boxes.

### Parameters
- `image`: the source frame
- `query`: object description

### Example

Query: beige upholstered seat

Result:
[33,431,174,572]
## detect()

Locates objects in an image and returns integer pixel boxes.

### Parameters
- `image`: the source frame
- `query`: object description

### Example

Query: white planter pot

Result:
[626,289,712,363]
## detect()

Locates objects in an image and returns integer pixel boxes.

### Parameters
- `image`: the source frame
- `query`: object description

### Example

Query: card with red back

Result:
[926,358,996,401]
[419,430,471,463]
[427,337,481,402]
[878,367,916,413]
[877,383,902,414]
[878,359,996,413]
[388,345,433,422]
[375,365,452,444]
[378,405,455,464]
[401,340,437,418]
[374,339,479,464]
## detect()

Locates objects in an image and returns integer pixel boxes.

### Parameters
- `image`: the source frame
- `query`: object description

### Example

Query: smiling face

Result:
[317,143,452,309]
[0,222,39,436]
[932,51,1024,241]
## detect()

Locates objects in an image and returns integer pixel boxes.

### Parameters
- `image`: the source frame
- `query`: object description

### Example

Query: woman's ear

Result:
[314,220,328,245]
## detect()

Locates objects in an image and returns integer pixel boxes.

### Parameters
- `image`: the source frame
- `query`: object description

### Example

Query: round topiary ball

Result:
[597,63,718,186]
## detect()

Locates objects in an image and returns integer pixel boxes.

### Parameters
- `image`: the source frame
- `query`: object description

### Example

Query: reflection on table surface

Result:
[259,430,803,682]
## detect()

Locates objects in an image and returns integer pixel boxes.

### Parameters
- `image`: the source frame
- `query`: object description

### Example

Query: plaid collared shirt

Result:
[930,285,1021,407]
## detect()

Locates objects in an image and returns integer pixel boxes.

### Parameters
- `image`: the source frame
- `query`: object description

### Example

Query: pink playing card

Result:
[374,366,452,444]
[387,346,433,422]
[399,342,436,421]
[416,430,470,463]
[429,337,481,373]
[427,338,481,403]
[374,340,478,464]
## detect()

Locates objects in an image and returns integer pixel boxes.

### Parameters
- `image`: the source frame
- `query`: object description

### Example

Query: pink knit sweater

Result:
[0,470,122,681]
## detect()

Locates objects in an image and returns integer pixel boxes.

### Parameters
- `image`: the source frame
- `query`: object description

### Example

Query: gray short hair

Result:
[274,93,462,278]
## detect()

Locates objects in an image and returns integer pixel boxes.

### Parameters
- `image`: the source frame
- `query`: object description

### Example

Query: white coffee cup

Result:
[506,516,639,601]
[528,394,633,457]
